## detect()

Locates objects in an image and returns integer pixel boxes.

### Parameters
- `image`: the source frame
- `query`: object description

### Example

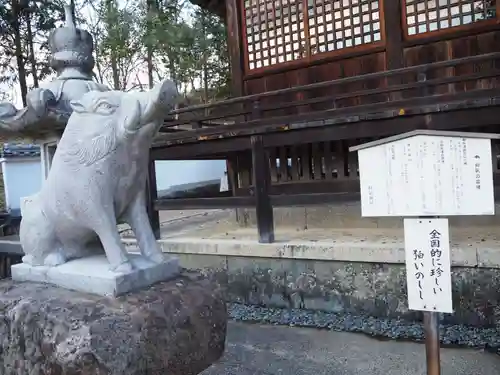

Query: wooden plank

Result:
[154,173,500,211]
[290,146,301,181]
[237,152,252,188]
[269,147,279,183]
[237,179,361,196]
[169,52,500,117]
[251,135,274,243]
[323,141,333,180]
[347,140,358,178]
[146,157,160,239]
[271,192,360,206]
[402,21,500,48]
[0,241,23,255]
[300,144,311,181]
[162,88,500,142]
[154,102,500,159]
[155,196,254,210]
[152,137,250,160]
[311,142,322,180]
[162,68,500,128]
[332,141,345,179]
[226,156,239,192]
[279,146,288,182]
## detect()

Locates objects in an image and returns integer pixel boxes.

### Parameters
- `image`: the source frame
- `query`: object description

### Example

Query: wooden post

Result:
[146,156,160,240]
[382,0,405,100]
[251,135,274,243]
[224,0,244,97]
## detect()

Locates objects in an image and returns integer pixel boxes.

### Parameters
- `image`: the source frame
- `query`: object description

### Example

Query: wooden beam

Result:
[224,0,244,97]
[168,51,500,117]
[151,137,250,160]
[146,157,160,239]
[251,135,274,243]
[382,0,404,70]
[271,192,360,206]
[162,88,500,143]
[152,103,500,159]
[382,0,405,101]
[235,179,360,196]
[155,196,254,210]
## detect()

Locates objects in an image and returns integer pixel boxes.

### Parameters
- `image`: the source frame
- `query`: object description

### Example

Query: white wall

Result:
[155,160,227,191]
[2,157,42,213]
[1,157,226,212]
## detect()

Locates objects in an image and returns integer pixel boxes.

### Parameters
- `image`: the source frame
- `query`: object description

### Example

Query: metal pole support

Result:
[423,299,441,375]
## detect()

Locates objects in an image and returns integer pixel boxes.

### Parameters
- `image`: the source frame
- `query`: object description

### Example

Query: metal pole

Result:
[419,216,441,375]
[423,311,441,375]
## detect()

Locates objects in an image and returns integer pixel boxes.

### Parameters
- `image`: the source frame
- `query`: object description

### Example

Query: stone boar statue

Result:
[20,79,179,273]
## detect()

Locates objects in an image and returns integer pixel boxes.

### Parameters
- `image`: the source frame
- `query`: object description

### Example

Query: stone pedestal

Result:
[0,272,227,375]
[11,253,180,296]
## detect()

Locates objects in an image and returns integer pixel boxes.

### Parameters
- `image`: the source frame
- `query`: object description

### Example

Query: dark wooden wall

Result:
[224,0,500,102]
[215,0,500,199]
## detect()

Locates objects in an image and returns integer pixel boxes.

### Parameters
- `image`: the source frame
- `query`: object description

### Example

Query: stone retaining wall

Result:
[172,253,500,327]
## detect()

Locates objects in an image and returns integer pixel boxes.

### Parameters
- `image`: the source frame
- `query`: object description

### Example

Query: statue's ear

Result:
[69,100,85,113]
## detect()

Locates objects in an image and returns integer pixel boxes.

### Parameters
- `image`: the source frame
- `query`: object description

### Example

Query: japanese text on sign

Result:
[404,218,453,313]
[429,230,443,297]
[358,135,494,217]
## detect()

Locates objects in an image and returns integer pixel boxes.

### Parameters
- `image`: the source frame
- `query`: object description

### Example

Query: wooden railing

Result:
[157,51,500,145]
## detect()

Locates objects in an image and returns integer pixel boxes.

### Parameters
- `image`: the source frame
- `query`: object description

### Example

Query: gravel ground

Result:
[227,303,500,351]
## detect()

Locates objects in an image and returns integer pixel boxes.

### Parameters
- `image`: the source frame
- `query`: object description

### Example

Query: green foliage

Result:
[0,0,66,90]
[0,0,231,104]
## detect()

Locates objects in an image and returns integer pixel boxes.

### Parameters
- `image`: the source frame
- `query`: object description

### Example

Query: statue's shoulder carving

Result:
[57,91,121,167]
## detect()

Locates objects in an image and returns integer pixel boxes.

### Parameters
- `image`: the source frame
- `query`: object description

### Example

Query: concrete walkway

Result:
[202,321,500,375]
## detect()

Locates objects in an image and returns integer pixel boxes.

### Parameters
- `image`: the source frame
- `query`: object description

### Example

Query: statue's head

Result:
[48,4,95,77]
[69,79,179,135]
[60,80,178,167]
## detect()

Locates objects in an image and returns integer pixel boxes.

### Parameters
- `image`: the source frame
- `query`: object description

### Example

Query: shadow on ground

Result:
[202,321,500,375]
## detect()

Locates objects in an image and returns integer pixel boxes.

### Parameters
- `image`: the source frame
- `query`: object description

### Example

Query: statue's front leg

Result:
[92,209,133,273]
[125,190,165,264]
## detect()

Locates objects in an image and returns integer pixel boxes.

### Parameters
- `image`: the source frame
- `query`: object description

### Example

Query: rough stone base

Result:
[11,254,180,296]
[0,272,227,375]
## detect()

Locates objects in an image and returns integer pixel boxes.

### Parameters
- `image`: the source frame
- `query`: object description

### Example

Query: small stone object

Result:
[0,272,227,375]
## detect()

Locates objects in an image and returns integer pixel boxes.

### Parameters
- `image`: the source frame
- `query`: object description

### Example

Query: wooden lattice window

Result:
[244,0,307,70]
[405,0,497,36]
[243,0,383,71]
[309,0,381,55]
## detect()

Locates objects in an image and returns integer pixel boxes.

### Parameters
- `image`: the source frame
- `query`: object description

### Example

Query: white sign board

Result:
[220,173,229,192]
[404,218,453,313]
[358,135,494,217]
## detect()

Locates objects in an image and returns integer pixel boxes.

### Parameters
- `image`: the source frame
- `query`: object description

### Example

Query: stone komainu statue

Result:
[20,80,179,272]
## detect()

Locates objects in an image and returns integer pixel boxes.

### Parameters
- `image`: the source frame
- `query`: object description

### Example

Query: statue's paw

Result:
[22,254,35,265]
[145,250,166,264]
[44,251,67,267]
[110,260,133,274]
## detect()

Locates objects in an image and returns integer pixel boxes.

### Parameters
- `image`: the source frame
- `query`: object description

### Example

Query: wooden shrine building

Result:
[148,0,500,243]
